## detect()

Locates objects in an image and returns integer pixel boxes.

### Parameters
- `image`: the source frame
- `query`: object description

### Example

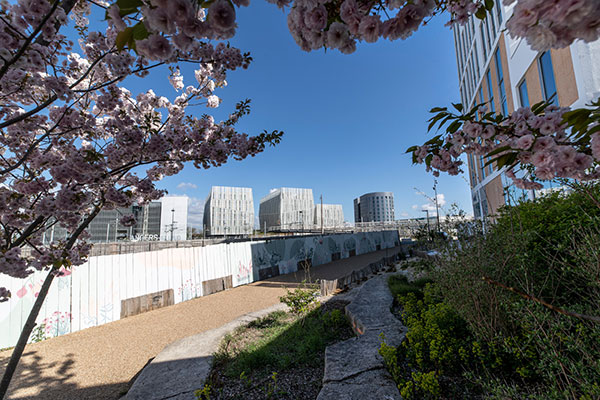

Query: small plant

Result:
[322,309,345,328]
[194,383,211,400]
[239,371,252,388]
[279,282,319,316]
[265,371,278,399]
[387,275,433,299]
[29,323,47,343]
[399,371,441,400]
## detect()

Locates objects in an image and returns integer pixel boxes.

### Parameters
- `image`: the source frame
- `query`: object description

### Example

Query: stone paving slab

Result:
[317,273,406,400]
[318,369,400,400]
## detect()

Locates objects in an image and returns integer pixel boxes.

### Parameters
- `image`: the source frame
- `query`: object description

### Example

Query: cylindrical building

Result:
[353,192,395,223]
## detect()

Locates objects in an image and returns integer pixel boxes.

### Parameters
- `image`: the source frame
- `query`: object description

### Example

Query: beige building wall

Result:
[454,6,599,220]
[552,47,579,107]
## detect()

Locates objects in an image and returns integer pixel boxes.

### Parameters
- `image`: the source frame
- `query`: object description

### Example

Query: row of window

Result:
[517,51,558,108]
[212,191,250,200]
[470,49,558,189]
[456,6,503,108]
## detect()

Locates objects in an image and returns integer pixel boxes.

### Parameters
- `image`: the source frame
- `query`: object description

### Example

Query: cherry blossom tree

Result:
[0,0,282,395]
[1,0,599,397]
[407,99,600,191]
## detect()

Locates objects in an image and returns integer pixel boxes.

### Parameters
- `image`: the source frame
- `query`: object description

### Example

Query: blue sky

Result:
[126,3,472,227]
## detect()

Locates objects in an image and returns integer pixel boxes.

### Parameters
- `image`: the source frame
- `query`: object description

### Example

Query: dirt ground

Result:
[0,246,402,400]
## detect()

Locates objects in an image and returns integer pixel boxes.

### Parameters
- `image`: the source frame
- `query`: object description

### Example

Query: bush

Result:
[388,275,431,299]
[381,283,538,399]
[432,184,600,398]
[279,282,319,316]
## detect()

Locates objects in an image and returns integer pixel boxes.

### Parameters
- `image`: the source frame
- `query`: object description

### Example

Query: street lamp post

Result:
[170,208,176,241]
[422,209,430,240]
[433,179,440,233]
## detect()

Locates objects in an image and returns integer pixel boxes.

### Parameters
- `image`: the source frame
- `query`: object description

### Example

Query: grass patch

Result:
[207,303,353,399]
[388,275,433,299]
[217,307,349,377]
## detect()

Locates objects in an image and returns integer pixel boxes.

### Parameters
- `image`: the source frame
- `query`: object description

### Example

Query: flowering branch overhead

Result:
[0,0,598,397]
[407,99,600,189]
[0,0,282,304]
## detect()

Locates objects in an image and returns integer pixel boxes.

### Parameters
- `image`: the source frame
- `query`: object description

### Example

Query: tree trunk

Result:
[0,270,56,399]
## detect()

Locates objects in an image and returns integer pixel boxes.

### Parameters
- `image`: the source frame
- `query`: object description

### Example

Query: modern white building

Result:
[314,204,344,228]
[259,188,314,231]
[159,196,189,241]
[203,186,254,236]
[353,192,395,223]
[453,3,600,220]
[42,195,188,243]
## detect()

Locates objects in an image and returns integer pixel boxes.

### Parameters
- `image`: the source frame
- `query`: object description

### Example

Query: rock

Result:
[317,273,406,400]
[317,369,401,400]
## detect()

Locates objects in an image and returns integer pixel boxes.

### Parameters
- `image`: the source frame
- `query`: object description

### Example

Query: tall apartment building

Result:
[42,196,188,243]
[203,186,254,236]
[453,3,600,219]
[314,204,344,228]
[353,192,395,223]
[259,188,314,231]
[87,202,162,242]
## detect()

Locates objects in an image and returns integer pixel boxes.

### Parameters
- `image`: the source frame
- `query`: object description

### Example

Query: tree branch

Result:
[482,276,600,324]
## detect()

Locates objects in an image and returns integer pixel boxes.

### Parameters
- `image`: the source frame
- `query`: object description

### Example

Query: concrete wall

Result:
[0,230,399,349]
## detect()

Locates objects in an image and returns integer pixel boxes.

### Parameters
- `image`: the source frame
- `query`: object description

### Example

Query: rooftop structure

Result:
[259,188,314,232]
[203,186,254,236]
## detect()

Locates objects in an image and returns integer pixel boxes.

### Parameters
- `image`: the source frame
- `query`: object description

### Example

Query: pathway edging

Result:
[125,303,288,400]
[317,273,406,400]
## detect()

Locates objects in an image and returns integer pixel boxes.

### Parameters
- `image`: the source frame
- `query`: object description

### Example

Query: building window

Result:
[495,0,502,24]
[494,48,508,116]
[489,8,496,38]
[473,45,480,81]
[538,51,558,106]
[469,154,477,186]
[518,80,529,107]
[480,24,487,60]
[480,155,486,179]
[485,17,493,47]
[477,87,485,119]
[486,69,495,113]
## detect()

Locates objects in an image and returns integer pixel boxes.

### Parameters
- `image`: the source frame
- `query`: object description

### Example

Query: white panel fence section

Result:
[0,231,399,349]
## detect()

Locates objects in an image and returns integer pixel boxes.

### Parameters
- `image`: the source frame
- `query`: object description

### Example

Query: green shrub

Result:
[279,283,319,316]
[433,184,600,398]
[322,309,345,329]
[398,286,473,374]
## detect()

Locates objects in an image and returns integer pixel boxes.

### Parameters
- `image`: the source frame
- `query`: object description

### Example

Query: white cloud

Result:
[187,197,204,228]
[411,204,419,210]
[421,194,446,214]
[177,182,198,190]
[400,212,409,217]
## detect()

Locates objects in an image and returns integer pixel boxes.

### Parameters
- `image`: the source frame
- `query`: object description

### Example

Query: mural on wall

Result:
[236,261,253,287]
[343,237,357,256]
[178,279,201,302]
[250,230,398,283]
[0,230,400,349]
[43,311,72,338]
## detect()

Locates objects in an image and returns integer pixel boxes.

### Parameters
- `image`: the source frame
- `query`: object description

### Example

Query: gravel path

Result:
[0,246,402,400]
